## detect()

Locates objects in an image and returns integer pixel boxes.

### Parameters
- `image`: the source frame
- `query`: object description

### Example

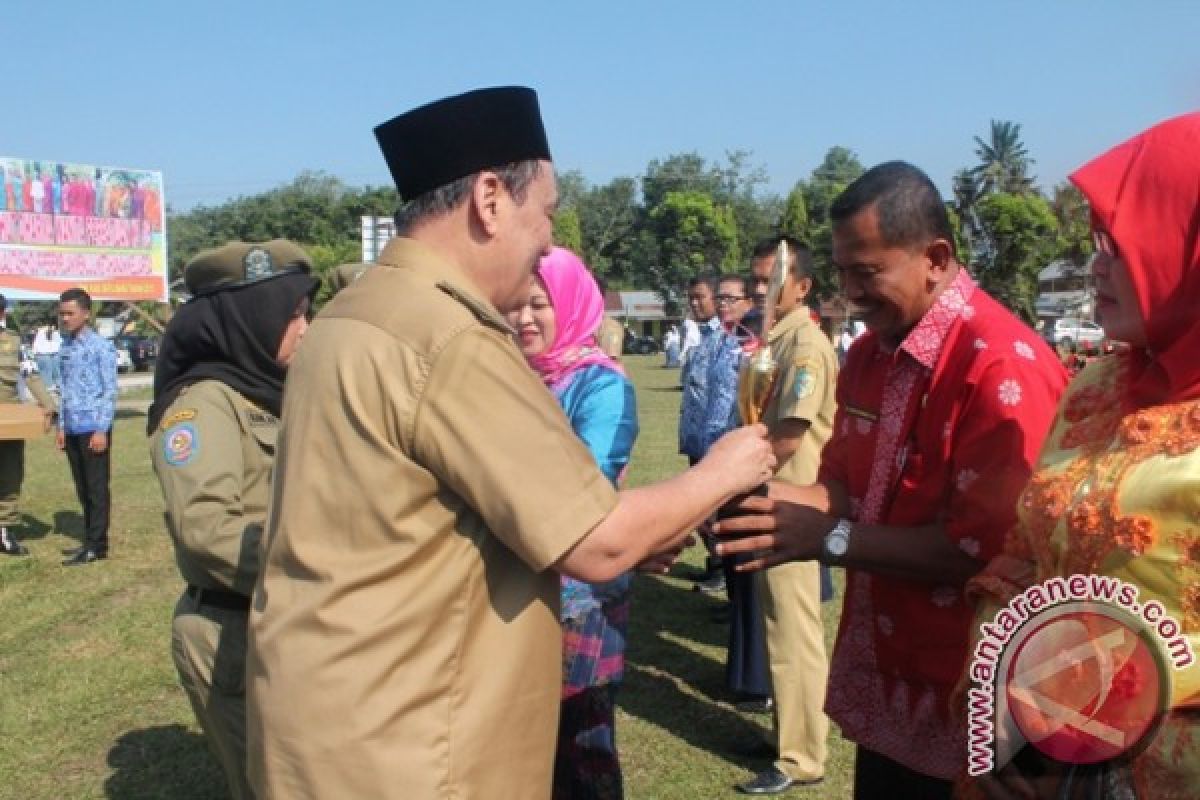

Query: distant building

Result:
[1036,258,1094,321]
[605,290,680,337]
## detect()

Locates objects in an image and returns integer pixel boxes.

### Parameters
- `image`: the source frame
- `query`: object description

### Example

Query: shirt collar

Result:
[895,268,976,370]
[767,307,811,344]
[376,237,513,333]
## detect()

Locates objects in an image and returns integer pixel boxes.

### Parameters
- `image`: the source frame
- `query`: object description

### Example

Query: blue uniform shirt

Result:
[59,327,117,435]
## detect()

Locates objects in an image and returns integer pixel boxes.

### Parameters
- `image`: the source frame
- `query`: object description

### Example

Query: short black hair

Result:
[831,161,955,255]
[687,272,718,293]
[717,273,753,296]
[59,287,92,310]
[751,235,813,279]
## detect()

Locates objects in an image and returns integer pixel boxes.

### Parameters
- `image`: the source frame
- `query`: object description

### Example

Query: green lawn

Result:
[0,357,852,799]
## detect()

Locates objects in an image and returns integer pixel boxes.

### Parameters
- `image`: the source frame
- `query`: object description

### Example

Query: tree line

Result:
[165,120,1092,322]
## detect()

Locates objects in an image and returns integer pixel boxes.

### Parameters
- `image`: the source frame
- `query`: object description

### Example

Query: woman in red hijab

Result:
[964,113,1200,799]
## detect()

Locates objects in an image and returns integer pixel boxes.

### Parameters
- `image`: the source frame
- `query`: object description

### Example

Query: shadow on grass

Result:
[106,724,229,800]
[620,573,771,767]
[52,509,84,544]
[116,407,149,420]
[14,511,53,542]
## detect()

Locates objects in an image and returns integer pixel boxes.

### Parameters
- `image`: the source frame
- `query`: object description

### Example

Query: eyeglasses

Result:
[1092,229,1119,259]
[714,294,746,305]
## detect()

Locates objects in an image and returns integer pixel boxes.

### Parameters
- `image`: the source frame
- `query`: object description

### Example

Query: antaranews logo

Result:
[966,574,1195,776]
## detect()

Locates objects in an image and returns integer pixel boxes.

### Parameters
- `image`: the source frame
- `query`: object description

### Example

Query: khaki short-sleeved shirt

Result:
[247,238,617,800]
[761,310,837,486]
[150,380,277,595]
[598,316,624,359]
[0,328,54,410]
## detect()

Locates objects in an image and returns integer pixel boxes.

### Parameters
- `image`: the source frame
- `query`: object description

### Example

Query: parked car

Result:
[115,335,158,371]
[1050,317,1105,347]
[623,329,660,355]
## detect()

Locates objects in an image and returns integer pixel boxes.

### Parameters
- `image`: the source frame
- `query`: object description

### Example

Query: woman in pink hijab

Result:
[506,247,638,799]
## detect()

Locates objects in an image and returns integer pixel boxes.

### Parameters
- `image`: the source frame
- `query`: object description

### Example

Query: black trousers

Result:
[64,431,111,554]
[854,746,952,800]
[724,558,770,697]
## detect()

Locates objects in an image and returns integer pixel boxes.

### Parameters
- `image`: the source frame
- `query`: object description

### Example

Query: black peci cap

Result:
[373,86,552,202]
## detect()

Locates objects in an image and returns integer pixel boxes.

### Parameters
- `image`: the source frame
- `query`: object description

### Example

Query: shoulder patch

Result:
[162,423,199,467]
[160,408,197,431]
[245,409,276,427]
[792,357,822,400]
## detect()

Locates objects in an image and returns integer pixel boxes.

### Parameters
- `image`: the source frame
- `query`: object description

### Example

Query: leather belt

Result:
[186,585,251,612]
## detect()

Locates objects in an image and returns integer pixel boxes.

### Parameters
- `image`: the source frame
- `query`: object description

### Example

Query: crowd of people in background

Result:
[0,161,163,225]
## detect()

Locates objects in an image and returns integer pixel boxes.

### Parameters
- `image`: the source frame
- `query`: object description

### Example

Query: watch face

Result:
[827,535,849,557]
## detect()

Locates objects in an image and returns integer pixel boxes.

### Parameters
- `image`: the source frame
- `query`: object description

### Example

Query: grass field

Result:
[0,356,853,799]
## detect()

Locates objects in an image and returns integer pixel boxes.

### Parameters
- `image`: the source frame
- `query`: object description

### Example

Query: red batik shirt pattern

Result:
[818,270,1067,779]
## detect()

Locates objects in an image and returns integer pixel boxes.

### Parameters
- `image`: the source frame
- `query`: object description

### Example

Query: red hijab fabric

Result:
[1069,112,1200,410]
[528,247,625,392]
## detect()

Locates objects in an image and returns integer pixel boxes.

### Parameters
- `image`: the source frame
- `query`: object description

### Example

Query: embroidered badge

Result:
[160,408,197,431]
[243,247,273,281]
[246,410,275,427]
[793,357,820,400]
[163,423,199,466]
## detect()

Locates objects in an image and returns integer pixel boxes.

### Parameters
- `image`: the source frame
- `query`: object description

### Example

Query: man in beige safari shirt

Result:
[247,87,775,799]
[736,237,837,795]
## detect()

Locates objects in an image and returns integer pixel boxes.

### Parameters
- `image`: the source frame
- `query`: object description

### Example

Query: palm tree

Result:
[972,120,1036,195]
[952,168,991,266]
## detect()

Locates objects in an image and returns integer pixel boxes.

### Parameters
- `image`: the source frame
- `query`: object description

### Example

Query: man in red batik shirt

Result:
[717,162,1067,799]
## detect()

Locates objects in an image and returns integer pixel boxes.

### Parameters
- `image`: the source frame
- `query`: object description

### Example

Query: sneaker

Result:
[0,528,29,556]
[693,571,726,594]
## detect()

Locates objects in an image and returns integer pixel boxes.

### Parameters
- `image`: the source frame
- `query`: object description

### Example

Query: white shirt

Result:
[32,327,61,355]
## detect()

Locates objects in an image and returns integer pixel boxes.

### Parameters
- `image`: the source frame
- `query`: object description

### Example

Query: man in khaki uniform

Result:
[149,240,316,800]
[593,276,624,359]
[0,294,57,556]
[328,261,371,295]
[247,87,774,800]
[737,237,836,795]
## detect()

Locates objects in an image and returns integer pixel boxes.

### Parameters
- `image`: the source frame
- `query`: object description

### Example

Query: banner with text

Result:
[0,157,167,302]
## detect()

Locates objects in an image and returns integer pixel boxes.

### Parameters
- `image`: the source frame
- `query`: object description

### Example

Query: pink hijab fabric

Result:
[528,247,625,393]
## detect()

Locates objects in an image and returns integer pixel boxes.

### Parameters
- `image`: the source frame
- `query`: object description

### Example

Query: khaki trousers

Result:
[0,440,25,526]
[171,591,253,800]
[755,559,829,781]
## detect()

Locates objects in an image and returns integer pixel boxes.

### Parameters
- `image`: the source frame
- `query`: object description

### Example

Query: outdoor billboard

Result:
[0,157,167,302]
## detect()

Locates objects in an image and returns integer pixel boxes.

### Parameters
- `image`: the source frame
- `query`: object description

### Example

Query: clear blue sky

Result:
[10,1,1197,210]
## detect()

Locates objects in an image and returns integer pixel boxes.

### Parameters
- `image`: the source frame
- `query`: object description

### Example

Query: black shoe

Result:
[0,528,29,556]
[736,766,823,794]
[734,696,774,714]
[678,564,713,581]
[62,545,84,557]
[62,549,106,566]
[693,572,726,594]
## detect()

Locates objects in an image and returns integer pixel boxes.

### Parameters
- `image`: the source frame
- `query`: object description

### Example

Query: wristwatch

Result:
[823,518,853,563]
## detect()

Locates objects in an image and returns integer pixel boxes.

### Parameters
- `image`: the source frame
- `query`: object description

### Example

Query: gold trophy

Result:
[736,239,788,424]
